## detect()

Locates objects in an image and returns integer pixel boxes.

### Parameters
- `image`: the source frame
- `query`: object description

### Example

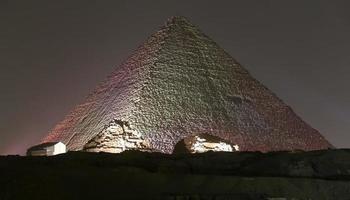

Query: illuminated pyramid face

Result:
[43,16,332,153]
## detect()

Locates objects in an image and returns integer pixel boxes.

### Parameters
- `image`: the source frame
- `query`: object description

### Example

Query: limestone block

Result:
[174,133,238,154]
[83,119,151,153]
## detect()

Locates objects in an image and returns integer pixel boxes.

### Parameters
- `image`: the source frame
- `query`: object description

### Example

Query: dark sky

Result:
[1,0,349,155]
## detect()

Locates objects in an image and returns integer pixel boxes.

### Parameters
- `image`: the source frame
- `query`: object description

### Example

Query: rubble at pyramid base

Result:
[82,120,240,154]
[174,134,239,154]
[83,120,151,153]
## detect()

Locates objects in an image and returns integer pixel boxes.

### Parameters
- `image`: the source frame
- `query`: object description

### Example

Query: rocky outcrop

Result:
[83,119,151,153]
[174,133,239,154]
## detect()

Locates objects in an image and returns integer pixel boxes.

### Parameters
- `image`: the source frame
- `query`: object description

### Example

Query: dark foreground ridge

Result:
[1,149,350,200]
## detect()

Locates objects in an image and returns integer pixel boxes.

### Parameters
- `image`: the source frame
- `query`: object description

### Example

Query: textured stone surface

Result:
[42,16,332,153]
[174,133,238,154]
[83,119,150,153]
[1,150,350,199]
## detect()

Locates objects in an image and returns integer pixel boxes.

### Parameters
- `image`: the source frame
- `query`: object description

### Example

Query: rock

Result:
[173,133,238,154]
[83,119,152,153]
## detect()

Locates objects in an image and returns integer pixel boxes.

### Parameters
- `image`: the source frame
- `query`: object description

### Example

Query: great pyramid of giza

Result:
[42,16,332,153]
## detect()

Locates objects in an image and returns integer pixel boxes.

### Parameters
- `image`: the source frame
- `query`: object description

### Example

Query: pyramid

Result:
[42,16,332,153]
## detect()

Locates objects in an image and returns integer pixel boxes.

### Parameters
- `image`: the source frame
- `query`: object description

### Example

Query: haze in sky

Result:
[1,0,349,155]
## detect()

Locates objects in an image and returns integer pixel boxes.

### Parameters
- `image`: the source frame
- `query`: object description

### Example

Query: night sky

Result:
[1,0,349,155]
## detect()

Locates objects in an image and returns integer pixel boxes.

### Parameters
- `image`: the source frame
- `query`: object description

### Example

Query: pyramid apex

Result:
[165,16,192,26]
[167,16,189,21]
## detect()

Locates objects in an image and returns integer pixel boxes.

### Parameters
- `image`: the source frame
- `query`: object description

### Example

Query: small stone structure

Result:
[27,142,66,156]
[83,119,151,153]
[173,134,239,154]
